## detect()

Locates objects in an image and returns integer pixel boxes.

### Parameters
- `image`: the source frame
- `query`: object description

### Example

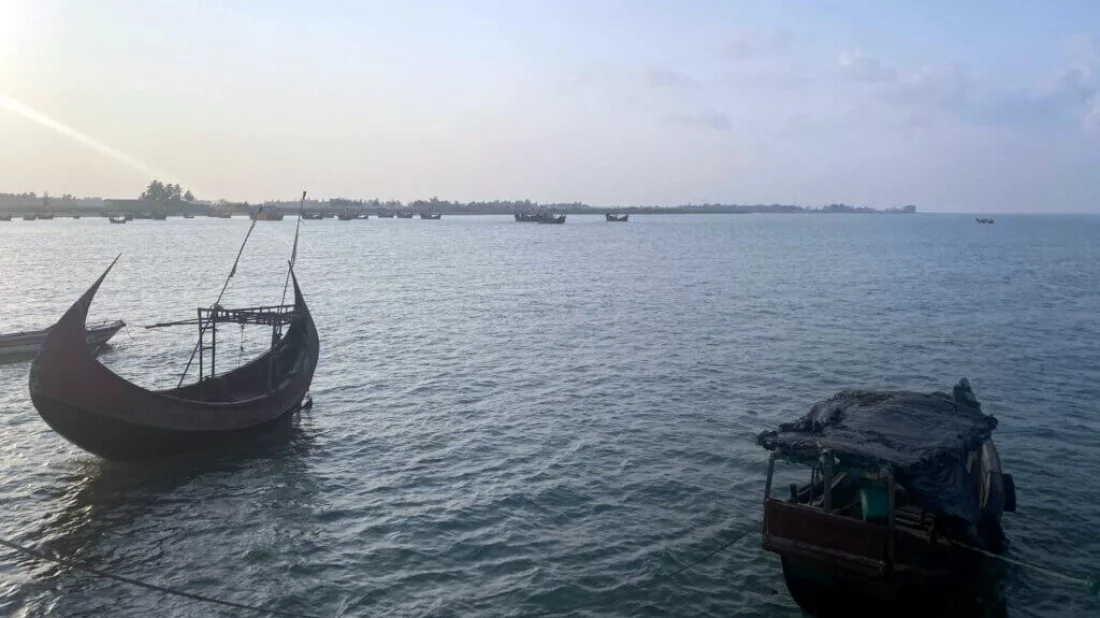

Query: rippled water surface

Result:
[0,214,1098,617]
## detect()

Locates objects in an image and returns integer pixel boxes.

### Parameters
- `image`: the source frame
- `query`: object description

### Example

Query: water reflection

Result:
[27,410,319,567]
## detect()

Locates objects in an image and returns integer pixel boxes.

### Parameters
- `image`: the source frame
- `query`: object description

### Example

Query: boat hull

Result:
[0,321,123,361]
[30,390,303,461]
[29,260,319,461]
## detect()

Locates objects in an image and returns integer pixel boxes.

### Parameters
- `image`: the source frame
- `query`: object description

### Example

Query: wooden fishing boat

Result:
[420,212,442,220]
[396,211,413,218]
[1,320,124,361]
[376,211,395,218]
[301,212,324,220]
[29,196,319,461]
[108,216,127,224]
[183,213,195,219]
[757,379,1015,616]
[605,213,629,222]
[537,213,566,224]
[514,211,542,222]
[355,213,370,220]
[336,209,354,221]
[249,207,284,221]
[23,214,37,221]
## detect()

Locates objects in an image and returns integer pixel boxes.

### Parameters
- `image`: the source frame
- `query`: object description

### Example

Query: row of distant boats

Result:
[3,211,633,224]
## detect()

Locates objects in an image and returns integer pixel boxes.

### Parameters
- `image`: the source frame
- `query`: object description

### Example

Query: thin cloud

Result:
[645,68,698,90]
[838,50,897,83]
[727,29,793,60]
[667,111,731,132]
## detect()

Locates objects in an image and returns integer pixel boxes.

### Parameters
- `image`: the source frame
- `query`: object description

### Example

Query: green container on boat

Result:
[860,484,889,522]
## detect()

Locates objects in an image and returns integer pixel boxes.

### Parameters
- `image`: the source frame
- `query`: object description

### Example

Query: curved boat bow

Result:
[29,259,319,461]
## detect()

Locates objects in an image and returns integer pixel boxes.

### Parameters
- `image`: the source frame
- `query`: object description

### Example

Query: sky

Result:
[1,0,1098,212]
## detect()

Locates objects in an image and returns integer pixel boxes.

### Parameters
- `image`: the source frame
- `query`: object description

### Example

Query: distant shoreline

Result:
[0,199,917,217]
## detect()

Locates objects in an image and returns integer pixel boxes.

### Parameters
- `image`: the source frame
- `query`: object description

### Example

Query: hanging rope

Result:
[0,537,327,618]
[950,539,1099,595]
[0,521,759,618]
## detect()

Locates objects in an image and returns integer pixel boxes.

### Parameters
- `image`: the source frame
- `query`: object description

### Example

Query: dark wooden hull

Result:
[763,440,1009,616]
[537,215,566,224]
[29,260,319,461]
[605,214,629,222]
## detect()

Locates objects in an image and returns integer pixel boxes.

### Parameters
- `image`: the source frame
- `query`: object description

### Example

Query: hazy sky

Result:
[1,1,1098,212]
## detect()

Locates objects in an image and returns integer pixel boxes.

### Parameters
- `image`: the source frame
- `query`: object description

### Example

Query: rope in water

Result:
[0,524,759,617]
[0,538,326,618]
[515,523,760,618]
[950,539,1099,595]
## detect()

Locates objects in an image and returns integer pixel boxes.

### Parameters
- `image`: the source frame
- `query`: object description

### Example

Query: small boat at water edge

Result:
[23,214,37,221]
[757,379,1015,616]
[108,216,127,224]
[1,320,124,362]
[376,211,395,218]
[29,208,319,461]
[183,213,195,219]
[355,213,370,220]
[301,212,324,220]
[336,209,354,221]
[396,211,414,218]
[249,207,284,221]
[605,213,629,222]
[420,212,442,220]
[537,213,566,224]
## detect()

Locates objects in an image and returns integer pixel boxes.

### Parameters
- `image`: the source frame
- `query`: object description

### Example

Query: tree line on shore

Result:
[1,182,916,215]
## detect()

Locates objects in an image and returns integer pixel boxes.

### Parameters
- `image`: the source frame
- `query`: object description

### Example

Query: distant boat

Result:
[420,212,442,220]
[38,213,55,220]
[396,211,413,219]
[377,211,395,218]
[71,215,81,219]
[1,319,124,362]
[108,216,127,224]
[514,211,542,222]
[605,213,629,222]
[212,212,232,219]
[23,214,37,221]
[301,212,324,220]
[355,213,370,220]
[537,213,566,225]
[124,213,134,221]
[337,209,354,221]
[249,207,284,221]
[975,217,994,224]
[183,213,195,219]
[0,214,11,222]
